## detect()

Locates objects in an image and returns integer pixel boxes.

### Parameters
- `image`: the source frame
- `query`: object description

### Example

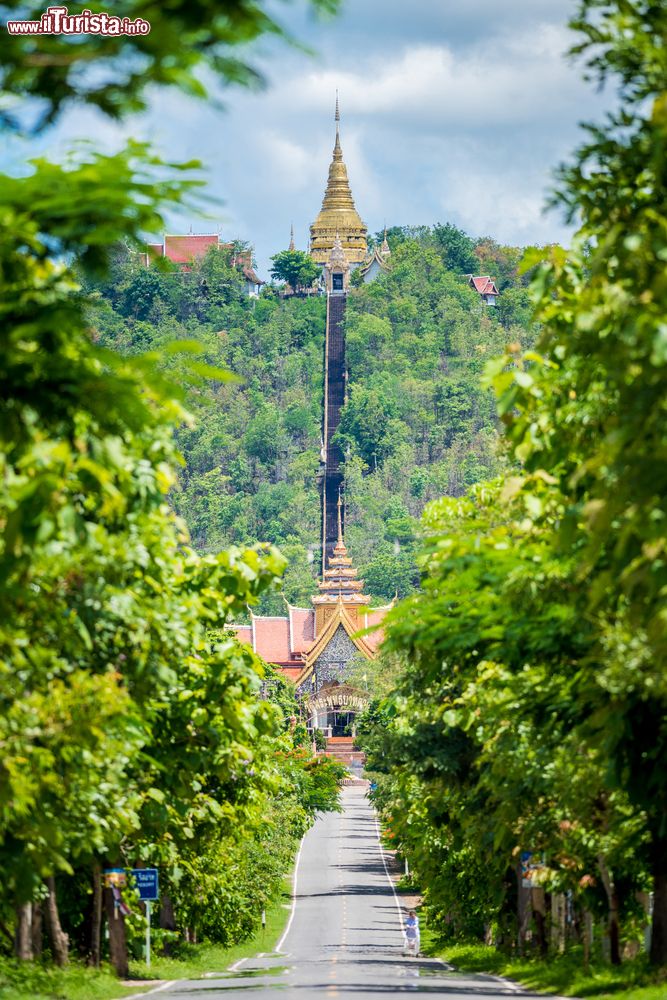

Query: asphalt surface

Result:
[162,784,545,998]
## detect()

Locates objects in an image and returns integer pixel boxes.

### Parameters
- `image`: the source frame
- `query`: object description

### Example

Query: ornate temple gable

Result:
[359,230,392,284]
[310,97,368,266]
[297,624,361,696]
[228,500,389,689]
[315,624,362,669]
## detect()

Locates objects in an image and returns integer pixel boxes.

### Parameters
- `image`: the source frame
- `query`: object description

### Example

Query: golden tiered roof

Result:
[310,97,368,266]
[312,496,370,609]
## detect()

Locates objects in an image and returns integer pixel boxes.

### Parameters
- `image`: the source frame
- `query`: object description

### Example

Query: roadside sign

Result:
[130,869,159,969]
[131,868,159,901]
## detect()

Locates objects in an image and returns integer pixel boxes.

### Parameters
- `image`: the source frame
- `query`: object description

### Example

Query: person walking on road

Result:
[403,909,420,956]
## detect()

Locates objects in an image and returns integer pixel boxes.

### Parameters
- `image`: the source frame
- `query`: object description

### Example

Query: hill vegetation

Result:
[89,225,537,609]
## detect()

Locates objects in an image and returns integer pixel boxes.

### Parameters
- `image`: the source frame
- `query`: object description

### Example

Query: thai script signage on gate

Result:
[308,684,368,714]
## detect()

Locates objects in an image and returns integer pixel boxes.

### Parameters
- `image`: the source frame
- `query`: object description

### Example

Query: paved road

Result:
[163,785,544,998]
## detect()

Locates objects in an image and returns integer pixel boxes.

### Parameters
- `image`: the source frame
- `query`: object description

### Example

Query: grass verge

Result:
[0,877,293,1000]
[421,937,667,1000]
[0,960,133,1000]
[123,877,293,986]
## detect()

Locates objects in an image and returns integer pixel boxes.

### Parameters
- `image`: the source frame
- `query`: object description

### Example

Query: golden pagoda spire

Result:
[289,223,295,251]
[309,96,368,266]
[312,485,370,633]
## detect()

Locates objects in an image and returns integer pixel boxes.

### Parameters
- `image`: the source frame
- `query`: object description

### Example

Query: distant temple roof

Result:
[143,234,264,287]
[359,229,392,278]
[164,233,220,264]
[467,274,499,297]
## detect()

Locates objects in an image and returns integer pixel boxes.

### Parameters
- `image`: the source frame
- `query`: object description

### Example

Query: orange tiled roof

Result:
[362,608,389,651]
[229,625,252,644]
[164,234,219,264]
[468,274,499,296]
[252,615,291,664]
[277,666,304,683]
[230,602,391,674]
[289,607,315,654]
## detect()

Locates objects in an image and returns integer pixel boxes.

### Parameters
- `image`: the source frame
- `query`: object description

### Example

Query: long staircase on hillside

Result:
[321,292,347,570]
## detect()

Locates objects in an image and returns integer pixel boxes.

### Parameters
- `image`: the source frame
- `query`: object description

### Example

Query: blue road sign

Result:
[131,868,159,901]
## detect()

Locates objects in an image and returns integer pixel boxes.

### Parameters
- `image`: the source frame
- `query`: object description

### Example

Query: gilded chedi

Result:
[310,98,368,265]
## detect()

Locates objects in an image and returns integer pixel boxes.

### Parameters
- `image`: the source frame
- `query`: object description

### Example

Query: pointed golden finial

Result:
[309,93,367,266]
[289,223,295,252]
[337,489,344,546]
[333,91,342,158]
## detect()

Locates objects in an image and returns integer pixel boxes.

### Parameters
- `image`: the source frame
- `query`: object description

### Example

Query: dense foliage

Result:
[359,0,667,972]
[0,0,345,978]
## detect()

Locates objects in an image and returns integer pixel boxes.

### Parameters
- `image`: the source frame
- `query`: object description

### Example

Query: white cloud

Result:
[269,23,582,131]
[2,0,610,271]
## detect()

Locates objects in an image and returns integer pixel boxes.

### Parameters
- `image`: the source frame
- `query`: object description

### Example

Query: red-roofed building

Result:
[143,233,264,297]
[466,274,499,305]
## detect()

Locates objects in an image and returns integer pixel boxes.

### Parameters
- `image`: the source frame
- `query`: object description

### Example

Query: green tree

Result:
[0,0,341,972]
[433,222,479,274]
[488,0,667,963]
[270,249,320,290]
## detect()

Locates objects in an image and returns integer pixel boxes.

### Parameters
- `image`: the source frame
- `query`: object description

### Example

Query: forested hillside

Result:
[90,226,536,608]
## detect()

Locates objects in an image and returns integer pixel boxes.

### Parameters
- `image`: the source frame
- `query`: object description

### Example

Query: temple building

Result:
[230,100,394,741]
[230,499,392,736]
[308,99,391,292]
[141,233,264,297]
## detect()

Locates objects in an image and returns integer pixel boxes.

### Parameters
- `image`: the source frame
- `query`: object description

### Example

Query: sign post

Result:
[131,869,159,969]
[145,900,152,968]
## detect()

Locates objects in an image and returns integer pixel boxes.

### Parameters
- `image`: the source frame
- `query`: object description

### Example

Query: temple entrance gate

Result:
[306,683,369,738]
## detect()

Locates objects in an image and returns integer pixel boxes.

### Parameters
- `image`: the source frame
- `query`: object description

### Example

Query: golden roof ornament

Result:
[310,96,368,266]
[329,230,348,269]
[380,226,391,257]
[289,223,295,252]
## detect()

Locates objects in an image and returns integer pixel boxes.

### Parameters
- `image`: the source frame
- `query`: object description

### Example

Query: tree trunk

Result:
[551,893,566,953]
[103,886,129,978]
[583,910,594,970]
[597,854,621,965]
[517,862,531,955]
[159,894,177,955]
[14,903,33,960]
[532,887,548,958]
[650,844,667,966]
[31,902,43,959]
[88,863,103,968]
[44,877,69,967]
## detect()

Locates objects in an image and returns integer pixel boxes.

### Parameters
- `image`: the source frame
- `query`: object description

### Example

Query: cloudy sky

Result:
[4,0,610,274]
